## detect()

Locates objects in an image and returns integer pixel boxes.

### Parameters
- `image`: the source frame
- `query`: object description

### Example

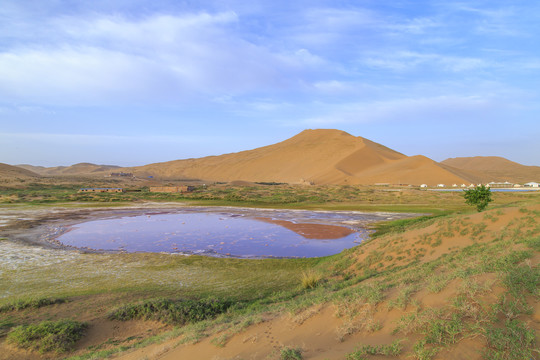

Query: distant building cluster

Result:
[420,181,539,189]
[78,188,124,193]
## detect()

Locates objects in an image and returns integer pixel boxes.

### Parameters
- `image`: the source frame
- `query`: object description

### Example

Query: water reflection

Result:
[56,208,410,258]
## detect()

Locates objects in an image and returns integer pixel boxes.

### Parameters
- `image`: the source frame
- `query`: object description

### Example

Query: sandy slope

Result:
[442,156,540,183]
[0,163,40,179]
[126,129,477,186]
[16,163,120,176]
[10,130,540,185]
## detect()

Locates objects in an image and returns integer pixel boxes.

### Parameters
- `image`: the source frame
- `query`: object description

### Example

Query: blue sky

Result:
[1,0,539,167]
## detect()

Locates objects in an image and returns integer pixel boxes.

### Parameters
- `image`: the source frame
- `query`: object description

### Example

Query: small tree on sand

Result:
[463,185,493,212]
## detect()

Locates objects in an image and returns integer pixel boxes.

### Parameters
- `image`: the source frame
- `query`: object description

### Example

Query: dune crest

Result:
[128,129,475,185]
[11,130,539,185]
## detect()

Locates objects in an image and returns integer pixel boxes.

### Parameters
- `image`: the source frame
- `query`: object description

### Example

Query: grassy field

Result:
[0,184,538,359]
[1,182,536,213]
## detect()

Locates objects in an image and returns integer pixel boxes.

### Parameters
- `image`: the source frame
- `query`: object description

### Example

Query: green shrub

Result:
[108,298,234,325]
[0,297,66,312]
[0,317,16,336]
[463,185,493,212]
[413,339,438,360]
[422,314,462,345]
[280,347,303,360]
[484,319,536,360]
[7,319,87,353]
[503,265,540,297]
[523,236,540,251]
[346,339,403,358]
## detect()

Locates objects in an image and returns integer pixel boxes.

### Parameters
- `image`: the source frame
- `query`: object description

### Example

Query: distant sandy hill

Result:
[12,131,538,186]
[127,129,477,186]
[441,156,540,183]
[0,163,40,179]
[17,163,120,176]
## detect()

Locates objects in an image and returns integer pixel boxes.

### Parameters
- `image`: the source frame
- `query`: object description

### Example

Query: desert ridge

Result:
[441,156,540,184]
[125,129,477,186]
[6,129,539,186]
[0,162,40,180]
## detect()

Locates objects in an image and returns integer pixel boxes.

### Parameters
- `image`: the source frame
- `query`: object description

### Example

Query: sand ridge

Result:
[124,129,480,186]
[9,130,540,186]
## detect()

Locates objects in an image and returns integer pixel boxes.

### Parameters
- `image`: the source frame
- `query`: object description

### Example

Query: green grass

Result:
[0,250,321,305]
[422,314,463,346]
[0,317,16,336]
[280,347,303,360]
[0,297,66,312]
[108,298,235,325]
[483,319,536,360]
[346,339,403,359]
[502,264,540,297]
[7,319,87,353]
[413,339,438,360]
[370,214,447,238]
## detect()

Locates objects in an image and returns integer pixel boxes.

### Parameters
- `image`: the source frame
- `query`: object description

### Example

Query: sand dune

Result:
[0,163,40,179]
[11,130,539,186]
[441,156,540,183]
[16,163,120,176]
[128,129,477,186]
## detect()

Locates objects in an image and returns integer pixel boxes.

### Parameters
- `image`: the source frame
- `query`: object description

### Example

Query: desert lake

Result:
[54,207,414,258]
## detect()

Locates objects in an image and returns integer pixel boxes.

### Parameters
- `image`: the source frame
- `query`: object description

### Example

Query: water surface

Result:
[56,207,412,258]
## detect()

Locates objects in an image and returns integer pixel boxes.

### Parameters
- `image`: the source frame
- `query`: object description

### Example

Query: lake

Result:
[55,207,415,258]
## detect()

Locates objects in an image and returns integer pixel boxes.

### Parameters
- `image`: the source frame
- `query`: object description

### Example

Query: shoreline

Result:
[0,204,419,258]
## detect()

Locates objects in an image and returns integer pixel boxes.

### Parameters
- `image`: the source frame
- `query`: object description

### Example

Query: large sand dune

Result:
[127,129,478,186]
[11,130,540,185]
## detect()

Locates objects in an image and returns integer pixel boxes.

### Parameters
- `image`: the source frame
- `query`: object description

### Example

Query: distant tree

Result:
[463,185,493,212]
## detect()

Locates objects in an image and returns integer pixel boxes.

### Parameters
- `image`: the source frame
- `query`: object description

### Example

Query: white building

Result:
[524,182,540,188]
[437,184,445,188]
[420,184,428,188]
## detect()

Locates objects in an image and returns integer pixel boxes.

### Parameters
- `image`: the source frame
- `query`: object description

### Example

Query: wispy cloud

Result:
[364,51,490,72]
[0,11,327,106]
[299,94,516,127]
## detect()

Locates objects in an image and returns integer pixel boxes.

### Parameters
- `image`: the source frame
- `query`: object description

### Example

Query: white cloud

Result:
[386,17,440,35]
[299,94,514,126]
[364,51,489,73]
[0,11,321,106]
[440,3,530,37]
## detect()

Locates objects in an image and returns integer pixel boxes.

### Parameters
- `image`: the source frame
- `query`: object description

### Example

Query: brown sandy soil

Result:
[110,204,540,360]
[115,306,403,360]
